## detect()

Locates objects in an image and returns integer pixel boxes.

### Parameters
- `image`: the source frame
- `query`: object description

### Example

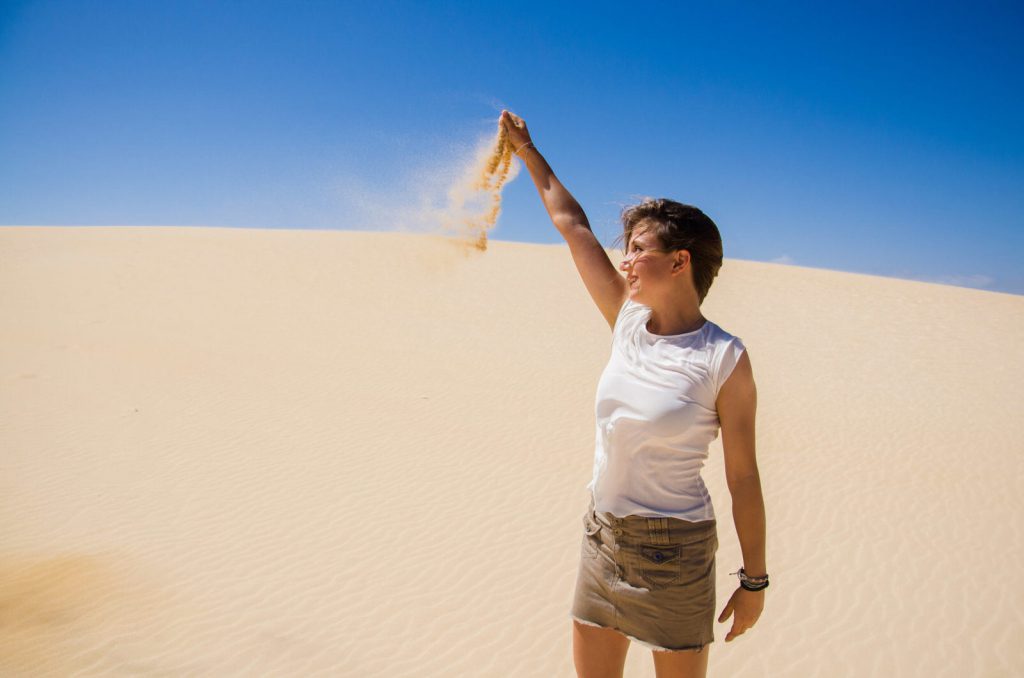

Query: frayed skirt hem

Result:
[569,613,711,654]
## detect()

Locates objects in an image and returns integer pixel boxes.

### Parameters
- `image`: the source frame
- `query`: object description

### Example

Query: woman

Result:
[499,110,768,678]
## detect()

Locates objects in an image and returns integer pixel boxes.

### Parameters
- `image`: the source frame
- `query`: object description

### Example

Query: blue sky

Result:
[2,0,1022,294]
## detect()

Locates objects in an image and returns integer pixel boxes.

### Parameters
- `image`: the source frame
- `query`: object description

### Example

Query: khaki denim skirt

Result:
[570,494,718,653]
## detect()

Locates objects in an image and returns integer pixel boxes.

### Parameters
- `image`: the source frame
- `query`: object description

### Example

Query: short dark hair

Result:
[613,198,724,305]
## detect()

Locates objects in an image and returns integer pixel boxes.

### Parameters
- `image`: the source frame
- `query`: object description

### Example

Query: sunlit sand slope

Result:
[2,226,1022,676]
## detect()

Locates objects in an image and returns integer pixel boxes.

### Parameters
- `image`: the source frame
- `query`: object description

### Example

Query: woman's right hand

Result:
[500,110,534,154]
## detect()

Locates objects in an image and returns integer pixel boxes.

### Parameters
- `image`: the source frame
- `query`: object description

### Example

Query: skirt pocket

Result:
[637,531,713,590]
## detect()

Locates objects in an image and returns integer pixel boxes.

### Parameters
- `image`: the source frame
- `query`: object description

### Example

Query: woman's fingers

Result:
[725,625,745,642]
[500,111,515,133]
[498,110,533,154]
[725,615,746,642]
[724,612,759,641]
[719,595,742,641]
[500,109,526,129]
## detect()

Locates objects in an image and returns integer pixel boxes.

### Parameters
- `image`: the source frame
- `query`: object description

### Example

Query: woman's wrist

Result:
[513,141,536,157]
[730,567,770,591]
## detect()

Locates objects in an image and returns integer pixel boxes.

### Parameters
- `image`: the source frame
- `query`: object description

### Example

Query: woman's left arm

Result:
[715,349,767,642]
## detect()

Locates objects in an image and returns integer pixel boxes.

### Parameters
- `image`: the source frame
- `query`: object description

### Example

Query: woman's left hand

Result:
[717,587,764,642]
[499,110,533,153]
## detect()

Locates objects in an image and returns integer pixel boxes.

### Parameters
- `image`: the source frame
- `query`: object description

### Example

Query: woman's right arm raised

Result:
[500,110,627,330]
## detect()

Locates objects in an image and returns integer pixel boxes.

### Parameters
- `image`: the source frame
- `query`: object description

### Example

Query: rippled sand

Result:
[2,226,1022,676]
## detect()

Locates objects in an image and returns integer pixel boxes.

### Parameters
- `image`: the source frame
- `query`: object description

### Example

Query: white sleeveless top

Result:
[587,298,747,522]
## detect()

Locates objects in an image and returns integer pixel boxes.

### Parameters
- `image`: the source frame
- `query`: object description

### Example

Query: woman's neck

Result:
[645,306,706,335]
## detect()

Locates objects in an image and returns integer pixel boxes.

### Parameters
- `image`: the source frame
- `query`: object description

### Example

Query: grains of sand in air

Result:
[438,119,521,253]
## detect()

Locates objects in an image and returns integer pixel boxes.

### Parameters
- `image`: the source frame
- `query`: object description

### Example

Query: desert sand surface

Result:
[2,226,1022,677]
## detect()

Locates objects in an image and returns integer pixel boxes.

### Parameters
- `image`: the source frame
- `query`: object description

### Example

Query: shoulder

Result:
[613,298,647,333]
[705,322,746,359]
[703,320,743,346]
[621,298,645,316]
[704,322,749,396]
[716,348,756,436]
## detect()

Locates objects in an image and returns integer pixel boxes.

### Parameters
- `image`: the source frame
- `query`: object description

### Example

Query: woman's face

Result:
[620,227,676,300]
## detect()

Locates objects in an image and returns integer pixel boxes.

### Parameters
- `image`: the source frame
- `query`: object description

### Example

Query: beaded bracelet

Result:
[730,567,770,591]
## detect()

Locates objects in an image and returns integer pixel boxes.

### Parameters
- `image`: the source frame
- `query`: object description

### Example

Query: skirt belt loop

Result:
[646,516,671,546]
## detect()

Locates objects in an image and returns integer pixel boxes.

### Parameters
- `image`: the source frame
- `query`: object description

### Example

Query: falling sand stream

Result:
[437,119,520,252]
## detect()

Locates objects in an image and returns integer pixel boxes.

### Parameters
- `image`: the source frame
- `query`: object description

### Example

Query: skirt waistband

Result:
[587,494,715,546]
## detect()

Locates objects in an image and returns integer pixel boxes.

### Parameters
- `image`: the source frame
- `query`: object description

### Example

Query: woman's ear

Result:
[672,249,691,273]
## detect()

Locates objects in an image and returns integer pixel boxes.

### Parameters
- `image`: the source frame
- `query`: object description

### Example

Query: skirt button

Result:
[613,528,623,536]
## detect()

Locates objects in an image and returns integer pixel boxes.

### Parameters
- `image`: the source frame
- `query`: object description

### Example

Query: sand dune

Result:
[2,226,1022,676]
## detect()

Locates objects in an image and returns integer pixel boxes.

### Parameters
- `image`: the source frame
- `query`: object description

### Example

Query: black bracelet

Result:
[731,567,770,588]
